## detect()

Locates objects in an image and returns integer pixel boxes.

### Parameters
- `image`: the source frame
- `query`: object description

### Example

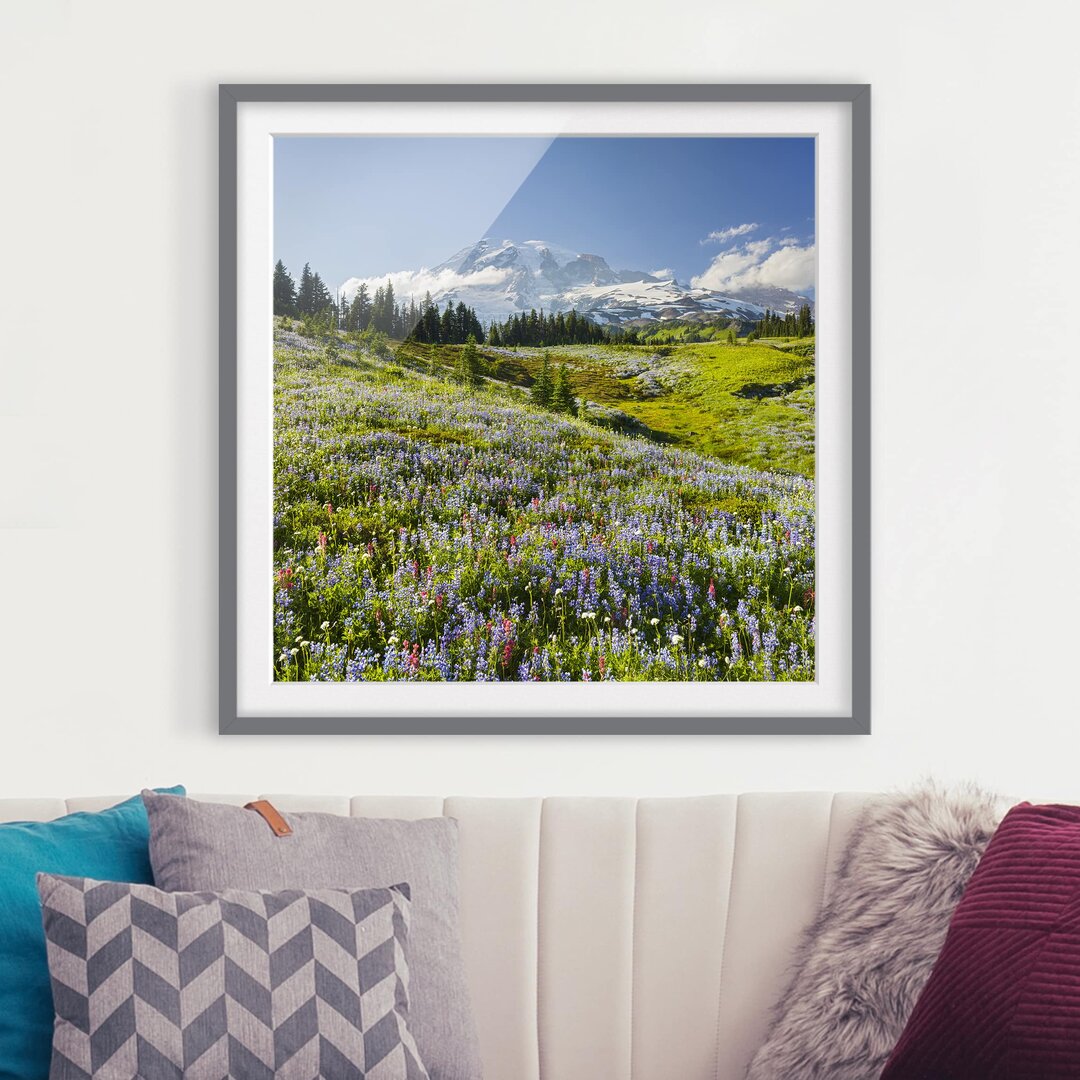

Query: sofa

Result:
[0,790,877,1080]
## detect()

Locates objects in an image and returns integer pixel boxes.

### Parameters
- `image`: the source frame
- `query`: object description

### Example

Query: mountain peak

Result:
[366,237,812,327]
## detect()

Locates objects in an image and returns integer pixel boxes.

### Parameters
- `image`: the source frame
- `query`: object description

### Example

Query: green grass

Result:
[394,338,815,478]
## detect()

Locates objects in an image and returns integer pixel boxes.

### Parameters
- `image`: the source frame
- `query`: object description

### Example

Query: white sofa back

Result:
[0,791,876,1080]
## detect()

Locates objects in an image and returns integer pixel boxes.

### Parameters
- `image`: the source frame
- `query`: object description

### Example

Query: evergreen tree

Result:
[310,271,332,314]
[458,335,481,387]
[273,260,297,316]
[378,282,396,335]
[552,364,576,414]
[531,351,554,408]
[347,283,372,332]
[440,301,456,344]
[371,286,386,332]
[296,263,316,316]
[359,284,373,330]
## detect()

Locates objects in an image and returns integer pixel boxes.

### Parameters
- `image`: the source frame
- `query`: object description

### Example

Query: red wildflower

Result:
[276,567,295,590]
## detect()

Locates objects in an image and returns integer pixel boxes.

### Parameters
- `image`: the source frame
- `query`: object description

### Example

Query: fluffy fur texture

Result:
[745,782,1008,1080]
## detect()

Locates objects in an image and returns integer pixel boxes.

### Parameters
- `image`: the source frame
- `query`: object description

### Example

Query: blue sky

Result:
[274,136,815,297]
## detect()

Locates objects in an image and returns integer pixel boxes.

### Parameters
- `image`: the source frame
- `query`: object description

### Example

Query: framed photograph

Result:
[220,84,870,734]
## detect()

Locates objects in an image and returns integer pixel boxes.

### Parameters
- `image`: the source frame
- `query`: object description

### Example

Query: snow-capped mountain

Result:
[354,238,812,327]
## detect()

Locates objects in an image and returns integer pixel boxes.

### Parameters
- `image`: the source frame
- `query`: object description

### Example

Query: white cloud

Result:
[701,222,759,245]
[649,267,676,281]
[692,237,815,293]
[339,265,514,302]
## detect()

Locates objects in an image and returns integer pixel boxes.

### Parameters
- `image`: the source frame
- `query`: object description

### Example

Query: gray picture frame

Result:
[220,83,870,735]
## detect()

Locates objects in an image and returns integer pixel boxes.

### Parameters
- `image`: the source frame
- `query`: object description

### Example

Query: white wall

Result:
[2,1,1078,800]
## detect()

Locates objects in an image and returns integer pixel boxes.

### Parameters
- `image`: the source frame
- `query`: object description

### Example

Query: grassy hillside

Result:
[273,328,815,683]
[395,336,815,477]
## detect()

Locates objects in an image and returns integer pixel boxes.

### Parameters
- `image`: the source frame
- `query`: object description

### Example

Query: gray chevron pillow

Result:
[37,873,428,1080]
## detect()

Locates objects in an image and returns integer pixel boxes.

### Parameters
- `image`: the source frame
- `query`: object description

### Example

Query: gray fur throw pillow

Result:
[745,783,1007,1080]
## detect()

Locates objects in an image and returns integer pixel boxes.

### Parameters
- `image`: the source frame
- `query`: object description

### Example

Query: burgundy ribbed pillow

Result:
[881,802,1080,1080]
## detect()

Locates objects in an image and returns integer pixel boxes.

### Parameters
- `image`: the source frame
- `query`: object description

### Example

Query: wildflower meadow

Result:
[273,328,815,682]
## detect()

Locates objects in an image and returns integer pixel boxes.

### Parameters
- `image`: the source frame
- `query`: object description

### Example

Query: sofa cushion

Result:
[881,801,1080,1079]
[38,873,427,1079]
[143,790,481,1080]
[0,786,184,1080]
[745,783,1003,1080]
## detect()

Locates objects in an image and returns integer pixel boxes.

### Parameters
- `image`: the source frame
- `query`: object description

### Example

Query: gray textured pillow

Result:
[745,783,1006,1080]
[143,791,481,1080]
[38,872,427,1080]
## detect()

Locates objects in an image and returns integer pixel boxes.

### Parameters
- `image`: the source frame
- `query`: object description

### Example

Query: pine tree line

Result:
[754,303,814,339]
[487,308,609,348]
[273,261,487,343]
[406,293,486,345]
[273,259,802,348]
